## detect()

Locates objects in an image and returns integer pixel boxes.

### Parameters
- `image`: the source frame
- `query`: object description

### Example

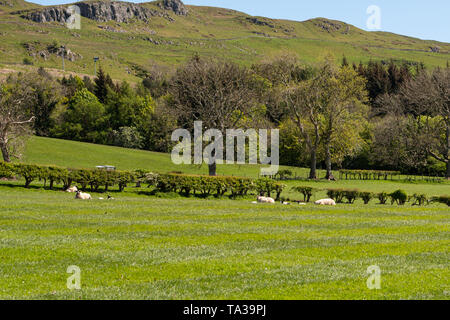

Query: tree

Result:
[320,64,368,179]
[0,78,35,162]
[170,57,261,176]
[94,67,114,104]
[398,67,450,178]
[53,88,108,144]
[283,59,368,179]
[24,70,63,136]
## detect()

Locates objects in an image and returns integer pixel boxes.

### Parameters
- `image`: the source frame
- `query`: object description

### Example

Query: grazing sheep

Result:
[75,190,92,200]
[257,196,275,204]
[315,199,336,206]
[65,186,78,193]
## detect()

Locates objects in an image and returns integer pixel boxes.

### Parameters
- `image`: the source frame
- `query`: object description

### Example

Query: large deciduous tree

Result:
[0,78,35,162]
[399,67,450,178]
[283,58,368,179]
[170,57,262,176]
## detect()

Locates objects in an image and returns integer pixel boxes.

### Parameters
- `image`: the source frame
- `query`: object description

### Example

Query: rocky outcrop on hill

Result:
[23,41,82,61]
[21,6,71,23]
[158,0,188,16]
[19,0,188,24]
[75,1,161,23]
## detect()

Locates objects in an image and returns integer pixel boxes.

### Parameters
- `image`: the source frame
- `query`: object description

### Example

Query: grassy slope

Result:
[0,184,448,299]
[0,1,449,82]
[22,136,450,198]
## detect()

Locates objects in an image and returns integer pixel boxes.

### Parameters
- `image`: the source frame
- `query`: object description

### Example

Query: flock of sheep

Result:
[66,186,337,206]
[66,186,114,200]
[256,196,336,206]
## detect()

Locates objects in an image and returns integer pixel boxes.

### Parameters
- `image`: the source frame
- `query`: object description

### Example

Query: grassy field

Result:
[0,136,448,299]
[0,181,448,299]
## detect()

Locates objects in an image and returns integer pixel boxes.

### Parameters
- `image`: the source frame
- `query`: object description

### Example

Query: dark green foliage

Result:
[431,196,450,207]
[12,163,43,188]
[343,190,359,204]
[276,169,293,179]
[291,186,318,202]
[94,67,115,104]
[360,192,374,204]
[411,194,428,206]
[377,192,388,205]
[255,178,286,200]
[339,170,401,180]
[327,189,342,203]
[389,190,408,205]
[52,88,108,144]
[155,174,259,199]
[0,161,14,178]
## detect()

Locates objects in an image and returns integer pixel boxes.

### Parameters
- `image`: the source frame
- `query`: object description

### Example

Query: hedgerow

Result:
[339,170,401,180]
[291,186,318,202]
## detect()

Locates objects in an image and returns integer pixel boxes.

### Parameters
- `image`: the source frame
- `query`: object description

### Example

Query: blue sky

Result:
[30,0,450,42]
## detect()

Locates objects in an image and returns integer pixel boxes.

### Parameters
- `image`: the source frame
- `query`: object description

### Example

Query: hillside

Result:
[1,0,449,82]
[18,136,450,197]
[22,136,289,177]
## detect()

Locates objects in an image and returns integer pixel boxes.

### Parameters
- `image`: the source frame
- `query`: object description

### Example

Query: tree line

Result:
[0,55,448,178]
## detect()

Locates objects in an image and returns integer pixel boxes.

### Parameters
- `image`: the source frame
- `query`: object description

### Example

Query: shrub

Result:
[389,190,408,205]
[431,196,450,206]
[377,192,388,205]
[23,57,33,65]
[12,164,43,188]
[343,190,359,204]
[46,166,69,189]
[327,189,345,203]
[116,171,136,191]
[339,170,401,180]
[276,169,293,179]
[0,162,14,179]
[255,178,286,200]
[291,186,318,202]
[360,192,374,204]
[412,194,428,206]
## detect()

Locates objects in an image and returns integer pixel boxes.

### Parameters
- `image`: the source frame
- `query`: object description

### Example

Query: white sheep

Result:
[65,186,78,193]
[314,199,336,206]
[257,196,275,204]
[75,190,92,200]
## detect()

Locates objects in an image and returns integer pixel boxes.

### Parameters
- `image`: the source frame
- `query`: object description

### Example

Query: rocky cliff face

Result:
[22,6,71,23]
[20,0,187,24]
[158,0,188,16]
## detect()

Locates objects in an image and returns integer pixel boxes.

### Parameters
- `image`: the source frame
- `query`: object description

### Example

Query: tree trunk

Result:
[309,150,317,179]
[446,124,450,179]
[325,143,332,180]
[208,162,217,176]
[1,142,10,163]
[446,161,450,180]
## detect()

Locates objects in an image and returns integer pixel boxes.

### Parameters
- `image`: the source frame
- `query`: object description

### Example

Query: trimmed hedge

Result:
[291,186,318,203]
[0,162,135,191]
[431,196,450,207]
[0,162,286,199]
[0,162,14,179]
[154,174,285,200]
[339,170,401,180]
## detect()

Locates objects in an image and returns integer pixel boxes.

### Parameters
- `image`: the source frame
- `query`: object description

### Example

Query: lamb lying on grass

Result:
[75,190,92,200]
[257,196,275,204]
[314,199,336,206]
[65,186,78,193]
